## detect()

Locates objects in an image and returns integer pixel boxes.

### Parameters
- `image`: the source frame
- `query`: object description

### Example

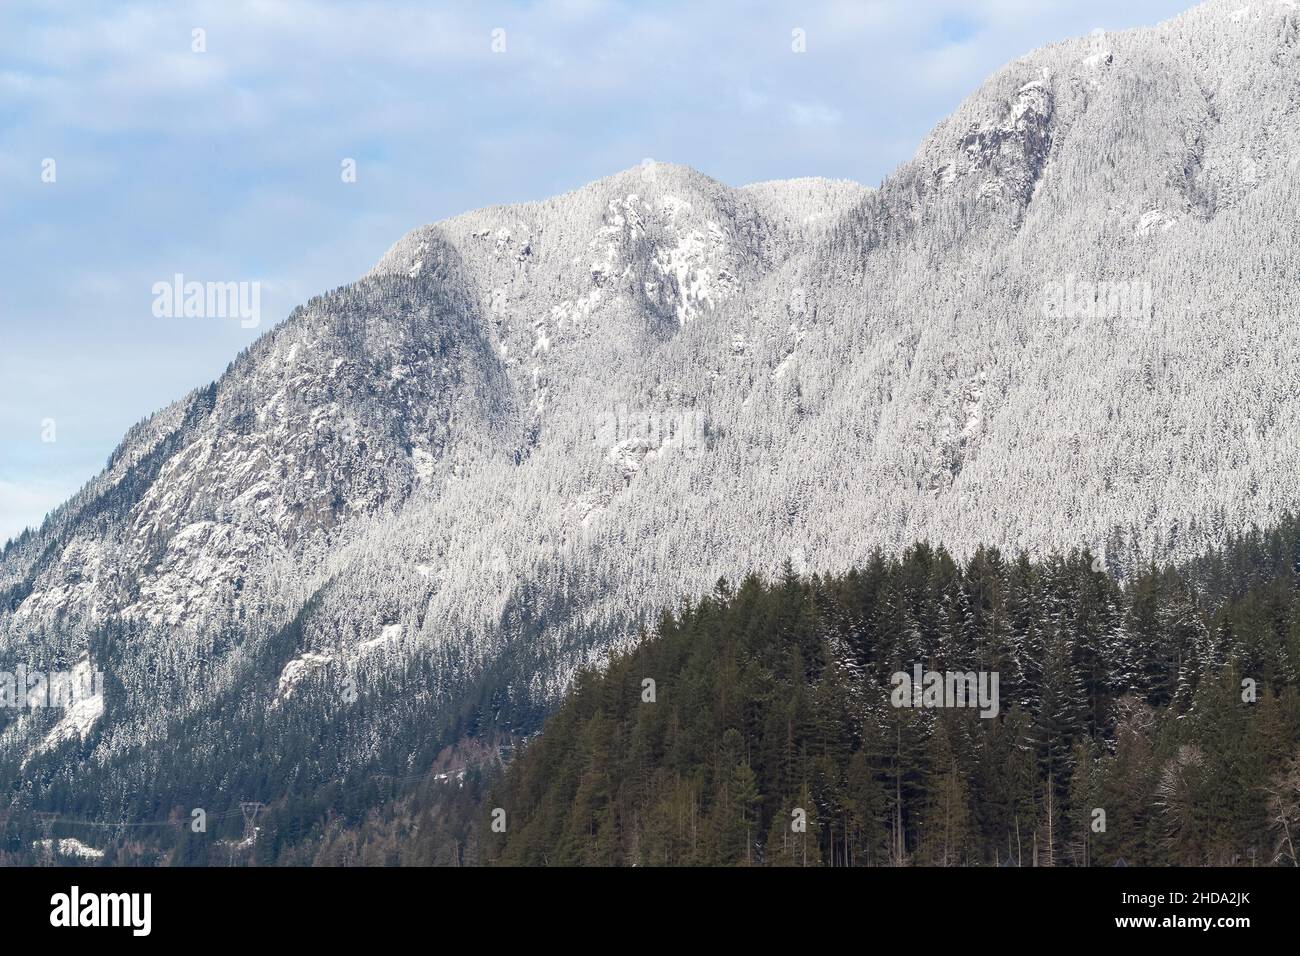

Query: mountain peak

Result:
[7,3,1300,849]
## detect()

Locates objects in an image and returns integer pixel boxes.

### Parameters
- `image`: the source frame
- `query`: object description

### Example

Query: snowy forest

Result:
[4,0,1300,869]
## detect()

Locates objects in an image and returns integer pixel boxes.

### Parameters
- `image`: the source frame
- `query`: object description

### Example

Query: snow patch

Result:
[432,768,467,787]
[34,838,104,860]
[1137,209,1178,237]
[359,623,403,656]
[25,658,105,766]
[659,195,694,219]
[771,353,795,381]
[961,371,989,440]
[412,448,435,483]
[275,651,335,702]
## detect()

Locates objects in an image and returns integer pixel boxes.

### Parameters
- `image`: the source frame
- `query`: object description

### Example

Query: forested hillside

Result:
[6,0,1300,854]
[7,517,1300,866]
[484,519,1300,866]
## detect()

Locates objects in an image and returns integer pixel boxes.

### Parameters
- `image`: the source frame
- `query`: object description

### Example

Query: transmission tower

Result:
[239,802,264,864]
[34,812,58,866]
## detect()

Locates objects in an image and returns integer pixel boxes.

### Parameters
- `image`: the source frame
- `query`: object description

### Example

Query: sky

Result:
[0,0,1200,545]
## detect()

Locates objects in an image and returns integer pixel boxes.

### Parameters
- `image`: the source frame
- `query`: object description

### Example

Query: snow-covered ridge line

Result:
[3,0,1300,804]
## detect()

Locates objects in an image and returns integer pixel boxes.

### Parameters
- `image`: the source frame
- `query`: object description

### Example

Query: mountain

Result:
[3,0,1300,859]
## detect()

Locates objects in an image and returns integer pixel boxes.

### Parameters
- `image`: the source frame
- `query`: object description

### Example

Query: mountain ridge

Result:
[3,0,1300,835]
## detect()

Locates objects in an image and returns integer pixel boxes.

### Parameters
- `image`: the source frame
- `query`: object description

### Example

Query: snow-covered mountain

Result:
[4,0,1300,804]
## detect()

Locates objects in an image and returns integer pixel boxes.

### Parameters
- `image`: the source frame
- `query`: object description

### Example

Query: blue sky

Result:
[0,0,1198,544]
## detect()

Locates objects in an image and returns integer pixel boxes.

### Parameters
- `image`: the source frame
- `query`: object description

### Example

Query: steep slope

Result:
[2,164,850,635]
[5,250,516,630]
[293,0,1300,709]
[0,167,863,798]
[3,0,1300,854]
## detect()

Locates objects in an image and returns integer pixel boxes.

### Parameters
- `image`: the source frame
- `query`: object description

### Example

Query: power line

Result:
[25,760,479,838]
[53,809,245,829]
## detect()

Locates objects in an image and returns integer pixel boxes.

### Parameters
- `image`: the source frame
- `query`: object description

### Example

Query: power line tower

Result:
[239,802,264,865]
[34,812,58,866]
